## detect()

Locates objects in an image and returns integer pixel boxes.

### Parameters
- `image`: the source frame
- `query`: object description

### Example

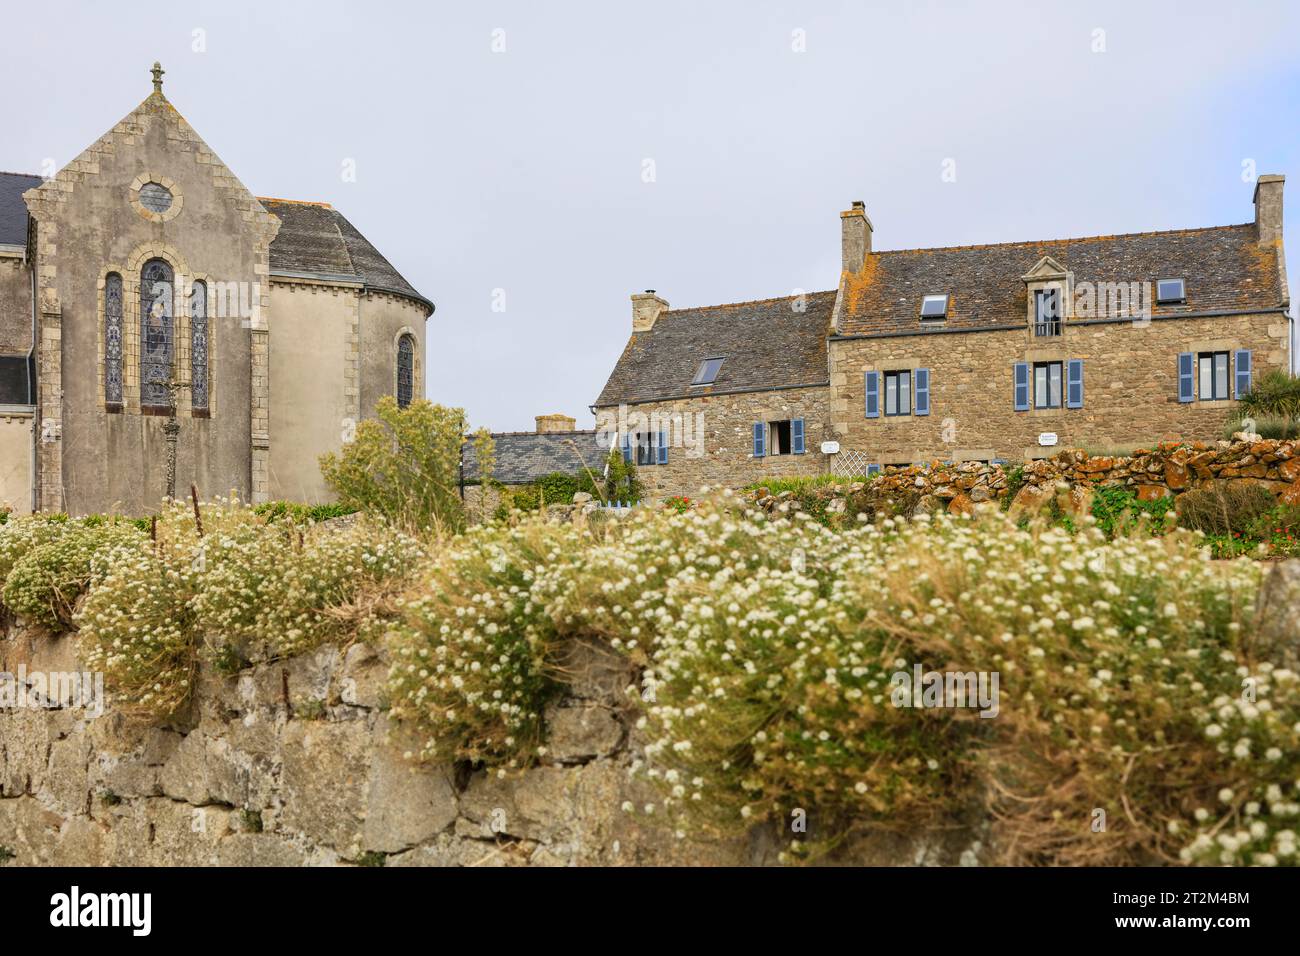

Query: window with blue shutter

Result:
[1177,352,1194,403]
[791,419,805,454]
[1234,350,1252,399]
[1066,359,1084,408]
[914,368,930,416]
[865,370,880,418]
[657,430,668,464]
[866,463,881,476]
[1013,362,1029,411]
[752,422,766,458]
[621,433,632,463]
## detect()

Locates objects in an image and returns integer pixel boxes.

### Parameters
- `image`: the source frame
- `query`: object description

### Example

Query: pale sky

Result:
[4,0,1297,431]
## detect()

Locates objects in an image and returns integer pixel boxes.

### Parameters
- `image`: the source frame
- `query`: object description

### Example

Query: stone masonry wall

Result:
[599,385,833,499]
[0,622,977,867]
[828,311,1288,466]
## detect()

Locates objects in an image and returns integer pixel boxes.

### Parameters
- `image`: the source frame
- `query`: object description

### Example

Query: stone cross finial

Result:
[151,62,165,94]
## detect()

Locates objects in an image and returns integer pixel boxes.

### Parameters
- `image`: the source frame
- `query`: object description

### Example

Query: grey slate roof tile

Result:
[0,176,431,312]
[836,223,1285,336]
[0,172,42,246]
[463,430,605,484]
[594,290,837,407]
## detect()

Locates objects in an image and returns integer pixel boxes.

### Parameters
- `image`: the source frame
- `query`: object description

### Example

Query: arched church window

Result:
[396,334,415,408]
[190,280,209,413]
[104,273,124,407]
[140,258,174,409]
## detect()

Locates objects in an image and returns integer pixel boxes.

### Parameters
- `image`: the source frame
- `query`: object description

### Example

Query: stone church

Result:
[0,65,431,516]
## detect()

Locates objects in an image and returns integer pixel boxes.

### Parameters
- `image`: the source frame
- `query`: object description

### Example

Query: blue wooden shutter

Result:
[1013,362,1029,411]
[867,463,881,476]
[791,419,805,454]
[1177,352,1194,403]
[752,422,765,457]
[865,371,880,418]
[1234,350,1252,399]
[914,368,930,416]
[1066,359,1084,408]
[657,430,668,464]
[621,433,632,463]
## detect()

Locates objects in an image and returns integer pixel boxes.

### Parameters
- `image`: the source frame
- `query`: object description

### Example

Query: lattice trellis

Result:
[830,450,875,480]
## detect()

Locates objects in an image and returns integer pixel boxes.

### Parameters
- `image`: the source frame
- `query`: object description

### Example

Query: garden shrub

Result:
[1175,481,1277,537]
[319,397,493,533]
[1236,369,1300,422]
[602,449,644,505]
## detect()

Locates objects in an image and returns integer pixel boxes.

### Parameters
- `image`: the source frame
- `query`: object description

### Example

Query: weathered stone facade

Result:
[829,311,1289,466]
[0,68,431,516]
[611,385,833,497]
[594,181,1291,494]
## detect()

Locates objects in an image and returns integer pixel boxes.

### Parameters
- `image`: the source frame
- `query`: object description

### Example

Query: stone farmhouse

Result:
[593,178,1291,497]
[0,65,432,516]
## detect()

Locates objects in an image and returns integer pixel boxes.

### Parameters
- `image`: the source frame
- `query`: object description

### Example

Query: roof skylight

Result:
[692,357,724,386]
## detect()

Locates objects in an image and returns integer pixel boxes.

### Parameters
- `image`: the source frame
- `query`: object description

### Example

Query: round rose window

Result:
[138,182,173,213]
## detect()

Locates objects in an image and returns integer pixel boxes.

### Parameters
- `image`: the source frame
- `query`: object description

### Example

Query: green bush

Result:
[1087,485,1174,537]
[1237,369,1300,421]
[1175,481,1277,537]
[319,397,493,533]
[253,501,357,524]
[602,449,644,505]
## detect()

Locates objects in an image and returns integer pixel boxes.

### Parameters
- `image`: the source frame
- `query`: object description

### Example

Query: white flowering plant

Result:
[1,518,146,630]
[380,492,1299,865]
[386,520,584,765]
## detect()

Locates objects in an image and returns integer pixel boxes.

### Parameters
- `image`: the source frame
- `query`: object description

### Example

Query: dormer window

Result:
[920,294,948,321]
[1156,278,1186,304]
[692,357,724,386]
[1034,288,1062,337]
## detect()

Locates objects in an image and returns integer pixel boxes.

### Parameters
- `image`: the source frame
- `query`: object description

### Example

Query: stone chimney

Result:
[1255,175,1285,247]
[535,413,576,434]
[1254,175,1289,308]
[632,290,670,332]
[841,200,872,274]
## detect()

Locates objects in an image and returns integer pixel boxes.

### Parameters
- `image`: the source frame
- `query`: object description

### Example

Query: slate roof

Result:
[0,176,430,312]
[835,223,1286,337]
[0,172,42,246]
[259,199,432,313]
[463,430,604,485]
[594,290,837,407]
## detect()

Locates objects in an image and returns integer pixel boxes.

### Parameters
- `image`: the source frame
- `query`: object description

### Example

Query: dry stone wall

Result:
[0,622,978,867]
[750,437,1300,519]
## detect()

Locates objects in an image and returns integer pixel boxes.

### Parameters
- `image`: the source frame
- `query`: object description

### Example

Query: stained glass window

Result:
[105,273,123,406]
[140,259,174,409]
[191,280,208,412]
[397,334,414,408]
[139,182,173,214]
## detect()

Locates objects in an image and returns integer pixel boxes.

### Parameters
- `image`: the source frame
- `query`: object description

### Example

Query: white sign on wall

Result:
[820,441,841,455]
[1038,432,1058,447]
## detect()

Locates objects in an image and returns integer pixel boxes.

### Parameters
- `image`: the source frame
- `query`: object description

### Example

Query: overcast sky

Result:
[5,1,1297,431]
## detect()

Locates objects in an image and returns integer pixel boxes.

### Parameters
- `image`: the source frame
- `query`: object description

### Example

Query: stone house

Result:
[461,413,603,516]
[594,178,1291,496]
[0,65,432,515]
